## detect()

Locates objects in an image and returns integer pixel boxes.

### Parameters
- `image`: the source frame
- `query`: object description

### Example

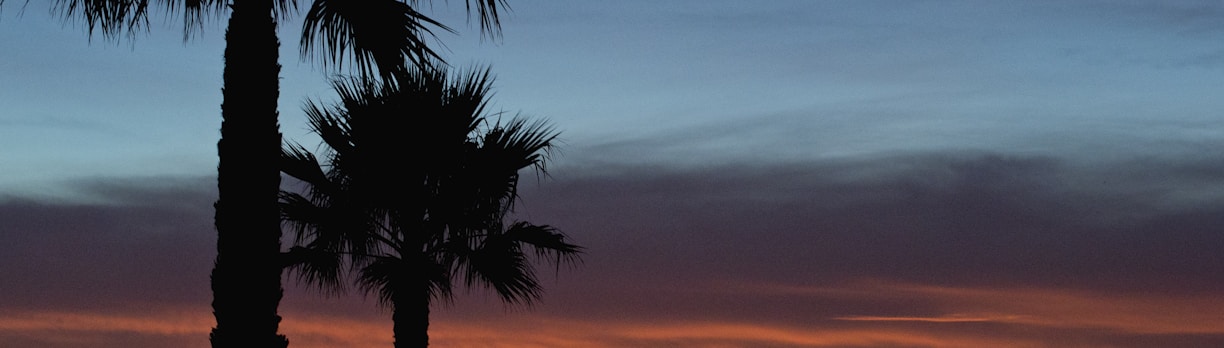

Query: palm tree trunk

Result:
[209,0,287,347]
[392,285,431,348]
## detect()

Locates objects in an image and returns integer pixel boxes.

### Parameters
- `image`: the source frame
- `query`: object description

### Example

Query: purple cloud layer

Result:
[531,151,1224,296]
[3,149,1223,346]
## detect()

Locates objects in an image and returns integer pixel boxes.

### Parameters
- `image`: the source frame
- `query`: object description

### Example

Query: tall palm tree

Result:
[280,65,581,348]
[15,1,511,347]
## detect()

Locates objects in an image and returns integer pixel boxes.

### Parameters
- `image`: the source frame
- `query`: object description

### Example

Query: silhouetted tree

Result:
[10,1,511,347]
[280,65,581,348]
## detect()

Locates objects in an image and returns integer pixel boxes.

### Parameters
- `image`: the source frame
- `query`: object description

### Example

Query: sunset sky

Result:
[4,1,1224,347]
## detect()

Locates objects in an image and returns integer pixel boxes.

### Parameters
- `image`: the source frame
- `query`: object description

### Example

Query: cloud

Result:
[1082,0,1224,38]
[4,149,1224,347]
[523,150,1224,298]
[0,176,216,312]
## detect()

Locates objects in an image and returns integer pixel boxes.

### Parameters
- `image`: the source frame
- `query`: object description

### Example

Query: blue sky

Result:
[4,1,1224,347]
[6,1,1224,193]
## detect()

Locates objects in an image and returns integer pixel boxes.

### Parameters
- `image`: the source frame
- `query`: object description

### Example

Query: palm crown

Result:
[279,65,581,346]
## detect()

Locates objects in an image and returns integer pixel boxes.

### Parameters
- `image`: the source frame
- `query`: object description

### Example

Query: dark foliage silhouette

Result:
[12,1,511,346]
[280,65,582,347]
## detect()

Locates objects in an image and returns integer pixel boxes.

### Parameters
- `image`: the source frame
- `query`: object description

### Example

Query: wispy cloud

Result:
[812,281,1224,334]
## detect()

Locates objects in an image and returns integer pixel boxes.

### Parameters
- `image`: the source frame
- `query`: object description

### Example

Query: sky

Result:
[3,0,1224,347]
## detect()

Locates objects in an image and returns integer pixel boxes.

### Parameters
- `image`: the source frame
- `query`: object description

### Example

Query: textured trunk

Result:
[209,0,287,347]
[392,283,431,348]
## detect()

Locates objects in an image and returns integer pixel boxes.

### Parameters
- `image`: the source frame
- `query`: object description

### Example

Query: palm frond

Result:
[480,117,558,173]
[300,0,451,77]
[281,245,345,296]
[160,0,226,40]
[462,232,541,304]
[443,67,494,133]
[303,98,356,162]
[503,221,582,262]
[271,0,297,22]
[464,0,509,39]
[52,0,151,39]
[281,142,329,187]
[358,256,451,306]
[461,116,559,218]
[50,0,232,41]
[281,186,383,262]
[279,190,321,244]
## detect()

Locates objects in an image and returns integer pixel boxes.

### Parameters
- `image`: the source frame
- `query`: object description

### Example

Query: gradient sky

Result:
[4,1,1224,347]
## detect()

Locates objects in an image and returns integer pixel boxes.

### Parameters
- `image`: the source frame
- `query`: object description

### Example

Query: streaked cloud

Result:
[3,147,1223,346]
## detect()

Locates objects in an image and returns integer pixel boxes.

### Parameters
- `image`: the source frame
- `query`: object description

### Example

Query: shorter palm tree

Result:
[279,65,581,348]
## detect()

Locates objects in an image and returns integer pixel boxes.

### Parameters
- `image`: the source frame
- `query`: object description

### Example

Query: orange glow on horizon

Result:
[427,318,1032,348]
[836,315,1003,323]
[0,310,210,336]
[3,281,1223,347]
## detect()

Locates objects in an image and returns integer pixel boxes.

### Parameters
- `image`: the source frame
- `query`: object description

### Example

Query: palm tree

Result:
[14,1,511,347]
[279,65,581,348]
